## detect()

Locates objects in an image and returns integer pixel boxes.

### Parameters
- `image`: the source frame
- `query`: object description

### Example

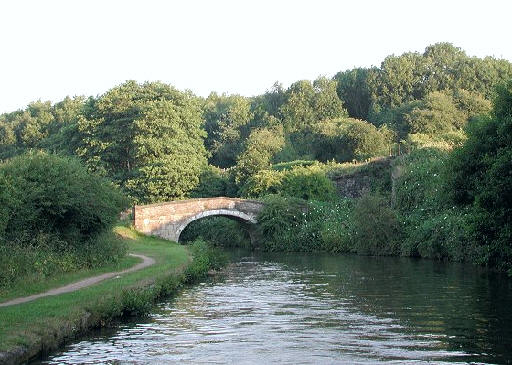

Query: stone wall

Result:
[133,197,264,242]
[331,158,392,199]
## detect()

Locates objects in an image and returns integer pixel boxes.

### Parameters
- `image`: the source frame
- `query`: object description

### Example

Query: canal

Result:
[36,252,512,364]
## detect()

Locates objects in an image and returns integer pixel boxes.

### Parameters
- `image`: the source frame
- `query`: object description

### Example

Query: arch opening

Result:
[178,215,255,248]
[177,209,257,246]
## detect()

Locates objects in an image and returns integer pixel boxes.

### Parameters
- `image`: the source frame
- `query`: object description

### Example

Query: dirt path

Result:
[0,253,155,307]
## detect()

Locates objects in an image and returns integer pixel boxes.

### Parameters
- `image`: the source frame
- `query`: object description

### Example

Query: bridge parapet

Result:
[133,197,264,242]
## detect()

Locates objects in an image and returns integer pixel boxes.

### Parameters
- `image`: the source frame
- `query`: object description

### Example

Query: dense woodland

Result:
[1,42,512,283]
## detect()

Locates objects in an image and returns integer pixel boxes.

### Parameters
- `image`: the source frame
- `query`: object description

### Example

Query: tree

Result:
[334,67,373,120]
[77,81,207,203]
[202,93,253,168]
[280,78,347,132]
[445,79,512,273]
[368,51,427,111]
[235,127,285,185]
[312,118,390,162]
[405,91,466,134]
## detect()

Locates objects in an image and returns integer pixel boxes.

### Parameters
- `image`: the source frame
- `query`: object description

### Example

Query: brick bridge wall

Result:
[133,197,264,242]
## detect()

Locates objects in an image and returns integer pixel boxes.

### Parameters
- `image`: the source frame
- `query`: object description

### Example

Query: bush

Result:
[350,195,401,255]
[184,239,228,281]
[241,169,284,198]
[0,151,129,288]
[256,195,354,253]
[280,166,336,201]
[392,148,448,214]
[272,160,316,171]
[0,151,129,246]
[401,209,472,261]
[312,118,390,162]
[443,80,512,273]
[241,164,336,201]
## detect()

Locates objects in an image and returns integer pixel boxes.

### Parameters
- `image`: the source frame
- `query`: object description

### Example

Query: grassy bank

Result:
[0,226,225,365]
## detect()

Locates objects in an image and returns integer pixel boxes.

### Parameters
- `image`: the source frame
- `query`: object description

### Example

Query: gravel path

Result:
[0,253,155,307]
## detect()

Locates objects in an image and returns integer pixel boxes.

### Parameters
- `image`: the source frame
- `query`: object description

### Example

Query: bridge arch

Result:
[175,208,258,242]
[133,197,264,243]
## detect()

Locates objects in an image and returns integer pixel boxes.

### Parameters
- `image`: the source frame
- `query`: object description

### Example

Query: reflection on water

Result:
[36,252,512,364]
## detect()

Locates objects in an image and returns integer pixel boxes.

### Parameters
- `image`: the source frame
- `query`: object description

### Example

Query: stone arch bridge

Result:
[133,197,264,243]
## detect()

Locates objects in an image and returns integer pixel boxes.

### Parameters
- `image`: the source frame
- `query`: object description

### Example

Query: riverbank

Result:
[0,227,223,365]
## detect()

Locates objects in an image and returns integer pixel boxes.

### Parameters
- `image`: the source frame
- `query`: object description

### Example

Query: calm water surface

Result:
[37,252,512,364]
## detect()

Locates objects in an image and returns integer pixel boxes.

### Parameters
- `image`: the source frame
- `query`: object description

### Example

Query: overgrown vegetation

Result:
[0,152,129,289]
[0,227,226,364]
[0,42,511,283]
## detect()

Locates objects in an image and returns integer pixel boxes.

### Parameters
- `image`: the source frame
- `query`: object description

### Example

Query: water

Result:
[36,252,512,364]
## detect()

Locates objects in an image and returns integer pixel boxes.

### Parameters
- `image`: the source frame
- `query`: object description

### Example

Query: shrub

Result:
[184,239,228,281]
[0,151,129,247]
[241,169,284,198]
[272,160,316,171]
[0,151,129,288]
[312,118,390,162]
[401,209,472,261]
[392,148,448,214]
[280,166,336,201]
[241,164,336,201]
[350,195,401,255]
[443,80,512,273]
[256,195,354,253]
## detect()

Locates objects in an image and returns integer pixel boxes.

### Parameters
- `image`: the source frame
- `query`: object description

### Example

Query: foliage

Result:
[444,80,512,273]
[334,67,373,120]
[235,127,285,184]
[241,164,335,201]
[392,148,449,214]
[180,217,251,248]
[350,195,401,255]
[0,97,85,160]
[242,169,284,198]
[256,195,354,253]
[405,91,466,134]
[183,239,228,281]
[367,43,512,114]
[272,160,317,171]
[0,152,128,288]
[0,231,127,289]
[401,209,472,261]
[279,78,347,132]
[77,81,207,203]
[189,165,237,198]
[0,151,128,245]
[313,118,391,162]
[279,165,336,201]
[203,93,254,168]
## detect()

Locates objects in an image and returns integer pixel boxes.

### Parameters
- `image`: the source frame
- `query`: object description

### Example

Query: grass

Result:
[0,226,192,359]
[0,255,140,303]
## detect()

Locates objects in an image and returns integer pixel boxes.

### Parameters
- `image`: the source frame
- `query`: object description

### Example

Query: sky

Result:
[1,0,512,113]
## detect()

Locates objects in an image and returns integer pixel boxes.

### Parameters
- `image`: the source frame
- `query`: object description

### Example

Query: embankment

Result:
[0,227,224,365]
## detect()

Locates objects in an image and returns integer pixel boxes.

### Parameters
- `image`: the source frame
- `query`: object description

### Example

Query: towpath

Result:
[0,253,155,307]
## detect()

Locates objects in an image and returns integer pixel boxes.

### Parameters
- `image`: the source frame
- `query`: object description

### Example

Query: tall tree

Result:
[77,81,207,203]
[334,68,373,120]
[202,93,253,168]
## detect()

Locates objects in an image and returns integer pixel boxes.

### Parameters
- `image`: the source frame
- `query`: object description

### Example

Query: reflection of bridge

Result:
[133,197,264,242]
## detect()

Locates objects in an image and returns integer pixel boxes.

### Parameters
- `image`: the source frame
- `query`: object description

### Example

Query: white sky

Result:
[1,0,511,113]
